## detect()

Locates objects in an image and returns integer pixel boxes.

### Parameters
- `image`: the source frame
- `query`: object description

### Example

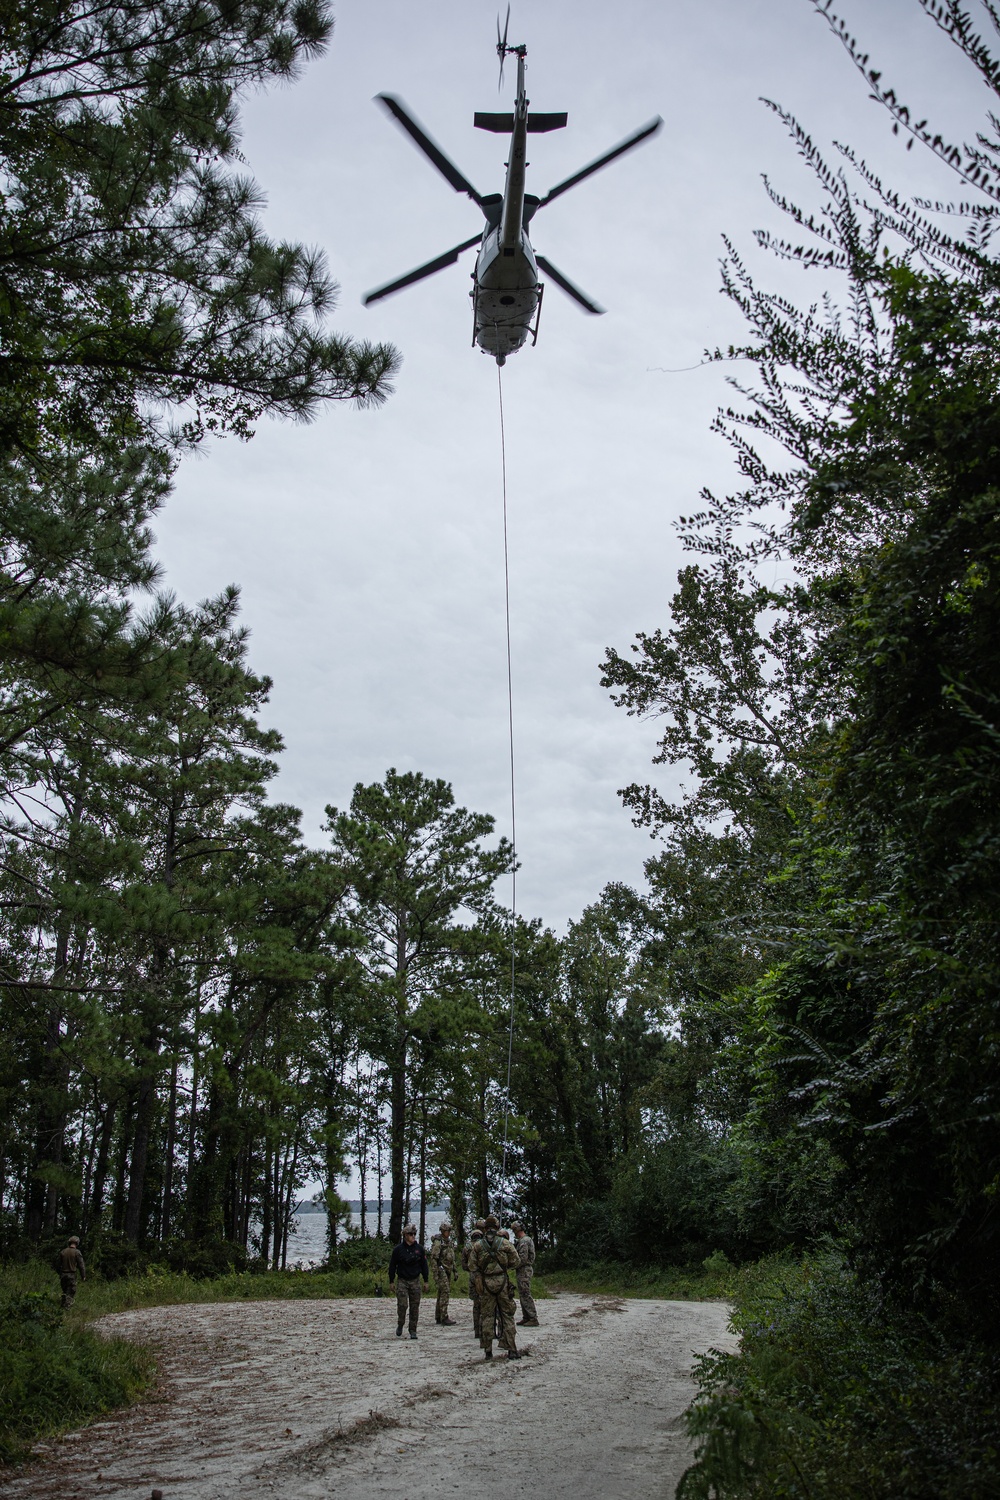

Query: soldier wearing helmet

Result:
[465,1214,521,1360]
[429,1219,458,1326]
[511,1221,539,1326]
[462,1220,486,1339]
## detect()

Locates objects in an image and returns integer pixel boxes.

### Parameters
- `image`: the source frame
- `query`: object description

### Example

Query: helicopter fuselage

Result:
[472,52,540,364]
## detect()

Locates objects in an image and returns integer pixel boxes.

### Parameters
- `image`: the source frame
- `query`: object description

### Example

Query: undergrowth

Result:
[535,1249,735,1302]
[677,1253,1000,1499]
[0,1290,153,1465]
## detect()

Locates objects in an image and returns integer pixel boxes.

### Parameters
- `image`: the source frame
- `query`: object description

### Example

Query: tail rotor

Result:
[496,4,510,91]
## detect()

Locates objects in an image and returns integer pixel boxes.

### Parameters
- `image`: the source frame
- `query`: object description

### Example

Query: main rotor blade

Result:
[537,117,663,208]
[376,94,483,206]
[535,254,605,315]
[362,234,483,306]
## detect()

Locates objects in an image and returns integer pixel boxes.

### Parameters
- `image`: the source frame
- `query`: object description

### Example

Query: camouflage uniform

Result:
[462,1228,484,1339]
[429,1225,457,1324]
[57,1240,85,1310]
[513,1225,538,1324]
[467,1224,519,1355]
[395,1277,422,1335]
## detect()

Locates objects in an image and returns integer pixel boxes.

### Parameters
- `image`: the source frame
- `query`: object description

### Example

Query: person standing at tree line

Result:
[55,1235,86,1311]
[388,1224,428,1339]
[430,1220,457,1325]
[462,1221,485,1340]
[512,1221,539,1326]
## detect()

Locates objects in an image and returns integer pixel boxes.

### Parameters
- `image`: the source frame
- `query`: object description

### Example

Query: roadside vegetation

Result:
[680,1255,1000,1499]
[0,1286,153,1466]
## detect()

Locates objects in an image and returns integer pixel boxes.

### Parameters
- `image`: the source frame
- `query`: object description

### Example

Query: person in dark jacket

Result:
[388,1224,429,1339]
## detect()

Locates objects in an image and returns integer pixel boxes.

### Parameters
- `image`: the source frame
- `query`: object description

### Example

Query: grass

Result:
[0,1286,154,1466]
[534,1250,735,1303]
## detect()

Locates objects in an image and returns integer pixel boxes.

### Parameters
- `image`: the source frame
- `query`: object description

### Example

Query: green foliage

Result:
[0,0,397,456]
[679,1254,1000,1500]
[0,1289,154,1465]
[597,0,1000,1337]
[534,1256,734,1302]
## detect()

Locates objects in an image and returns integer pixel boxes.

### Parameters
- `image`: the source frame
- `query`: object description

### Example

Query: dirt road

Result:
[5,1292,733,1500]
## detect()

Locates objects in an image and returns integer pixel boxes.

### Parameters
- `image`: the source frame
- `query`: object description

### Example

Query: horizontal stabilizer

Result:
[474,111,568,133]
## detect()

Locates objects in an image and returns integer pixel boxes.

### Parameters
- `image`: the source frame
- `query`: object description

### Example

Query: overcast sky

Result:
[153,0,977,933]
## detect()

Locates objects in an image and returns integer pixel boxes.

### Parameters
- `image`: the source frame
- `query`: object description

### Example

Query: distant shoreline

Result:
[295,1201,448,1215]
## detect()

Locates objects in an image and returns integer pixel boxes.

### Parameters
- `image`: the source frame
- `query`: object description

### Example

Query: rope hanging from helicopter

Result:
[496,360,517,1228]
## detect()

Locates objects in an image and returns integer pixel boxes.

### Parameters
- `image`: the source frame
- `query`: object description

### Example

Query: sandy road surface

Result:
[4,1293,734,1500]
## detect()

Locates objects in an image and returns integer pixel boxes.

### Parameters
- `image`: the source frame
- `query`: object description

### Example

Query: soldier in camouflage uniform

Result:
[429,1220,458,1325]
[466,1214,520,1360]
[462,1222,485,1340]
[511,1221,539,1325]
[56,1235,86,1310]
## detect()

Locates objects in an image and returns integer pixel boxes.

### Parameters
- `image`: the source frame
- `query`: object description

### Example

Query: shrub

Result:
[678,1254,1000,1499]
[163,1239,247,1279]
[0,1292,153,1464]
[90,1236,151,1281]
[325,1237,393,1273]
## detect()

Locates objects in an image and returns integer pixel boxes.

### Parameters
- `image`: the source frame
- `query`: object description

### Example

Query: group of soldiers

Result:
[55,1216,538,1362]
[388,1216,538,1360]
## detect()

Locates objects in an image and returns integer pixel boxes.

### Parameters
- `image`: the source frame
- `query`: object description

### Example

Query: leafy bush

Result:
[163,1239,248,1279]
[550,1129,742,1268]
[534,1254,734,1302]
[324,1237,393,1273]
[90,1236,151,1281]
[0,1292,153,1464]
[678,1254,1000,1499]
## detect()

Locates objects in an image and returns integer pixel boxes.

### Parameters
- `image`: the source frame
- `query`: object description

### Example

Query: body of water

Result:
[286,1208,453,1268]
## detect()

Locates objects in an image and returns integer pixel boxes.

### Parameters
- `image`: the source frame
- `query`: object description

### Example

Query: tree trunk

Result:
[478,1157,490,1219]
[418,1096,427,1245]
[451,1172,468,1247]
[112,1092,136,1233]
[161,1058,179,1242]
[388,1033,407,1245]
[86,1099,116,1237]
[25,1005,65,1240]
[124,1045,159,1244]
[376,1111,384,1239]
[260,1139,272,1264]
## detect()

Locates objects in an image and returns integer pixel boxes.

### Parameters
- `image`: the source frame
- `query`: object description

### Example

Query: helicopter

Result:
[362,14,662,364]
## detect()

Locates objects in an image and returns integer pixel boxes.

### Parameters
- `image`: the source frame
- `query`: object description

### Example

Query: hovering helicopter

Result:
[362,13,662,364]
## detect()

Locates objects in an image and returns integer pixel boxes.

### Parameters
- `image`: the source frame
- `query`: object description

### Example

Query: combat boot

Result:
[506,1348,522,1360]
[396,1321,404,1337]
[518,1317,539,1326]
[484,1348,493,1360]
[442,1316,457,1325]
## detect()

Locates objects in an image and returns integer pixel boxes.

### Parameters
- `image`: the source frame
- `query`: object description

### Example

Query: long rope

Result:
[497,360,517,1226]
